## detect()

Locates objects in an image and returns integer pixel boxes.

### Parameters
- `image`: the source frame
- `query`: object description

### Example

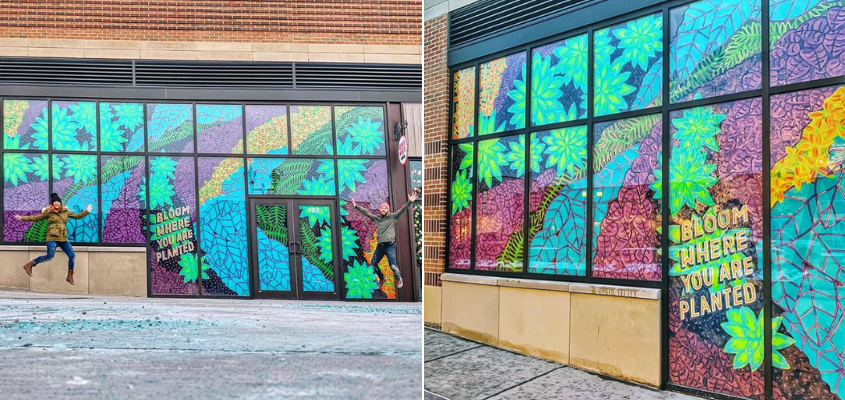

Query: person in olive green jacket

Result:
[15,193,93,285]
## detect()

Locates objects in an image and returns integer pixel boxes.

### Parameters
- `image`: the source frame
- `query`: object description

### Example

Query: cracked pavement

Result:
[0,290,422,399]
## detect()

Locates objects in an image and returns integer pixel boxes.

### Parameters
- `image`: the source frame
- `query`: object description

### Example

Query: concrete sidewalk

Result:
[424,328,699,400]
[0,290,422,400]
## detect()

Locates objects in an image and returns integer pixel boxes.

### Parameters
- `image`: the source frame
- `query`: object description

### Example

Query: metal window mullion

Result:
[96,101,102,246]
[762,0,773,397]
[586,27,595,279]
[470,62,481,271]
[522,46,532,278]
[660,3,671,390]
[193,102,202,297]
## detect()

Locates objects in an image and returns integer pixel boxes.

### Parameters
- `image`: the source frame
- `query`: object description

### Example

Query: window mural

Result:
[770,1,845,86]
[667,98,764,397]
[338,159,392,299]
[147,156,199,296]
[593,115,662,280]
[198,157,249,297]
[101,155,146,244]
[475,134,524,272]
[255,203,291,291]
[478,52,527,135]
[452,67,476,139]
[449,144,472,270]
[100,102,144,152]
[247,158,336,196]
[594,13,663,116]
[3,99,48,150]
[52,101,97,151]
[290,105,332,155]
[771,85,845,399]
[410,159,423,268]
[335,106,385,156]
[298,205,336,293]
[531,35,588,126]
[147,103,194,153]
[197,104,243,154]
[528,127,587,276]
[669,0,762,103]
[52,154,99,243]
[246,105,288,155]
[3,153,49,241]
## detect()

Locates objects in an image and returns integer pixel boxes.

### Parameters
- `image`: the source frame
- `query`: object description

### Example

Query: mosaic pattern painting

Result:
[339,159,393,299]
[246,105,288,155]
[474,134,524,272]
[52,101,97,151]
[3,99,48,150]
[101,155,146,244]
[256,204,291,291]
[148,156,199,296]
[594,13,663,116]
[450,144,473,270]
[335,106,385,156]
[667,98,765,398]
[147,103,194,153]
[196,104,243,154]
[770,85,845,400]
[198,157,249,297]
[592,114,662,280]
[52,154,99,243]
[527,127,587,275]
[478,52,527,135]
[531,35,588,126]
[100,102,144,152]
[669,0,763,102]
[290,105,332,155]
[247,158,335,196]
[770,1,845,86]
[3,153,49,241]
[453,67,476,139]
[298,205,336,293]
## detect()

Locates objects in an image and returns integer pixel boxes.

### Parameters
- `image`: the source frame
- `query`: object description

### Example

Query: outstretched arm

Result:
[69,204,93,220]
[18,211,48,222]
[390,190,419,219]
[351,199,378,220]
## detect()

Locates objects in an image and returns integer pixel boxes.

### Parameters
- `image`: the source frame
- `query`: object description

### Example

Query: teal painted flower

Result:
[478,110,507,136]
[451,170,472,214]
[3,133,26,150]
[476,138,508,188]
[457,143,474,173]
[3,153,33,186]
[722,307,794,371]
[530,55,568,126]
[651,147,717,215]
[51,156,65,180]
[69,102,97,137]
[552,34,588,91]
[507,64,527,129]
[543,126,587,176]
[145,173,174,209]
[51,106,81,151]
[298,175,335,196]
[506,135,544,178]
[61,155,96,184]
[594,60,635,116]
[340,226,359,260]
[336,136,357,155]
[137,176,147,207]
[31,108,49,150]
[346,117,383,155]
[114,103,144,130]
[177,253,210,283]
[100,118,128,152]
[316,226,334,263]
[344,260,378,299]
[300,205,330,227]
[593,28,615,65]
[613,14,662,70]
[337,159,367,192]
[150,157,177,179]
[30,154,49,182]
[673,105,726,152]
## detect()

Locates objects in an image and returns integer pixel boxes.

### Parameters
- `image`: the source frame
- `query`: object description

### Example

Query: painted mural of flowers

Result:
[673,104,727,152]
[344,260,378,299]
[31,108,50,150]
[506,135,544,178]
[3,153,33,186]
[529,55,569,126]
[337,159,367,193]
[177,253,210,283]
[51,107,81,151]
[507,63,527,128]
[479,110,507,135]
[298,175,334,196]
[614,14,663,70]
[61,155,97,184]
[451,170,472,214]
[346,117,383,155]
[722,307,794,371]
[552,34,588,91]
[114,103,144,130]
[30,155,49,182]
[652,147,717,215]
[339,226,359,261]
[594,61,635,116]
[100,118,129,152]
[316,226,334,264]
[543,126,587,177]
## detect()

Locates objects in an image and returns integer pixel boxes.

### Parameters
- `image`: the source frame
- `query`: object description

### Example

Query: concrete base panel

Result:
[0,251,31,290]
[441,280,499,345]
[499,287,570,364]
[88,252,147,297]
[29,249,89,294]
[423,284,442,325]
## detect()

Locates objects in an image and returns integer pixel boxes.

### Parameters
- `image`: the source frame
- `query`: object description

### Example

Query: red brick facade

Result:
[0,1,421,45]
[423,14,448,287]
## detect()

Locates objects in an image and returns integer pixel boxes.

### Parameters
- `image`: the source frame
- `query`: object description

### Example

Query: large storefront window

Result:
[0,99,395,300]
[446,0,845,397]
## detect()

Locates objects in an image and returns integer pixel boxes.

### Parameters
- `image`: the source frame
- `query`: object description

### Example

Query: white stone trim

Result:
[0,245,146,253]
[440,273,660,299]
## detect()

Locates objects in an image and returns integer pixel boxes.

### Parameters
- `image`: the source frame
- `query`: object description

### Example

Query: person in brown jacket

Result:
[15,193,92,285]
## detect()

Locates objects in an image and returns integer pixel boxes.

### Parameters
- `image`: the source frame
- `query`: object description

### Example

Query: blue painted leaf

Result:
[633,57,662,109]
[770,0,822,21]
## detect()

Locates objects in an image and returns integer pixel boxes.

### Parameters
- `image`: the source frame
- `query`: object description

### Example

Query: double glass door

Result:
[249,199,340,299]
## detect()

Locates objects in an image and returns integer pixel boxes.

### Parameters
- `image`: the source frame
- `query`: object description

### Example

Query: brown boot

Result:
[66,270,75,285]
[22,260,35,277]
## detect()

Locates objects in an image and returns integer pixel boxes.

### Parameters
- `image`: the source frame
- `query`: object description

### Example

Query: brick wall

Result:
[423,14,448,287]
[0,1,421,45]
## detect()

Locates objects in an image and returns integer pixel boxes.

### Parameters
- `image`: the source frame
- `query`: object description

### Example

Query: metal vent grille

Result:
[0,58,133,86]
[0,58,421,91]
[449,0,601,49]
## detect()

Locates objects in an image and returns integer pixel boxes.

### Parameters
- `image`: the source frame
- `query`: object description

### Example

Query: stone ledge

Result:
[497,278,570,292]
[0,245,146,253]
[569,283,660,300]
[440,273,499,286]
[440,273,659,299]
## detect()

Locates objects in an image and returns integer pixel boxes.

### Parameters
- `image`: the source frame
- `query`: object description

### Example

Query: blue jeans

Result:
[371,242,401,281]
[33,241,75,270]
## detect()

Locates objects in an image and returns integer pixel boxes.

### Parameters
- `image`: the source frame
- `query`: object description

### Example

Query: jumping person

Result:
[350,189,419,289]
[15,193,93,285]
